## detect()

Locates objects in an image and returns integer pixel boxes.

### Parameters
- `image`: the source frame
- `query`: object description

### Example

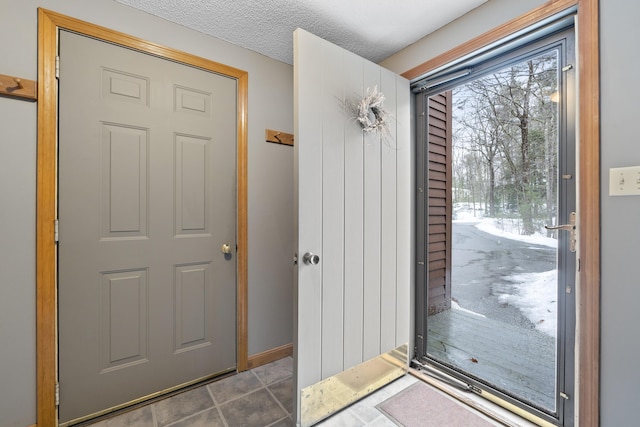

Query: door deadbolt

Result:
[303,252,320,265]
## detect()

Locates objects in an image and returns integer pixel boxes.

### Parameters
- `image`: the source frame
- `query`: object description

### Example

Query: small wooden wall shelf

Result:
[266,129,294,146]
[0,74,37,101]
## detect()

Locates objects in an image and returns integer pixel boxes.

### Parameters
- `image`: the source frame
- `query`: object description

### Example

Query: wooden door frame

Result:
[36,9,249,426]
[402,0,600,425]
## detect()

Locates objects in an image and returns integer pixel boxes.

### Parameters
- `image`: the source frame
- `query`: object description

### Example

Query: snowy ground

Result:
[453,204,558,337]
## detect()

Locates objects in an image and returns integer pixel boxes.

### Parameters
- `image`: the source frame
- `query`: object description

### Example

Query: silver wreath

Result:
[354,86,390,135]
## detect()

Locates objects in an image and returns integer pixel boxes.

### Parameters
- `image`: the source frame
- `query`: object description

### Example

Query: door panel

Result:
[100,269,148,371]
[101,123,148,238]
[58,31,237,424]
[362,59,383,363]
[294,29,411,426]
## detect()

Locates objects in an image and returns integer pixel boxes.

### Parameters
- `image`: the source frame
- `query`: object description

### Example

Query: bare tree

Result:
[451,51,559,235]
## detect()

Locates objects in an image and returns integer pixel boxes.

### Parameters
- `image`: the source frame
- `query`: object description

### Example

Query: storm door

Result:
[414,22,576,426]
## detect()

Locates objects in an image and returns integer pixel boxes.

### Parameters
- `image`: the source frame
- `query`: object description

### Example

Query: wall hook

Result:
[265,129,294,146]
[0,74,37,101]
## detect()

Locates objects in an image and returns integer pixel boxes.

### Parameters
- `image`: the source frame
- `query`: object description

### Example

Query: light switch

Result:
[609,166,640,196]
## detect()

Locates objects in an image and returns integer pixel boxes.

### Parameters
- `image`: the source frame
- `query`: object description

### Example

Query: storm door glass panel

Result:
[426,48,563,414]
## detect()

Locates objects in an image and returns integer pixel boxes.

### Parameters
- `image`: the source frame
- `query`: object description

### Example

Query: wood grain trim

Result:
[401,1,600,425]
[36,8,250,425]
[401,0,580,81]
[236,70,249,372]
[37,10,59,427]
[247,343,294,370]
[38,9,246,80]
[576,1,600,425]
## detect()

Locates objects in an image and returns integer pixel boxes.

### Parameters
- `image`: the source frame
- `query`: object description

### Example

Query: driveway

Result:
[451,222,556,328]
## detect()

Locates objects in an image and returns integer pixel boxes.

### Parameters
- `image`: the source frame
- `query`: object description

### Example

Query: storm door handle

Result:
[545,212,577,252]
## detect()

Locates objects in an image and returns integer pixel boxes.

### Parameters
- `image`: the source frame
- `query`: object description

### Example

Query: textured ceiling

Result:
[114,0,487,65]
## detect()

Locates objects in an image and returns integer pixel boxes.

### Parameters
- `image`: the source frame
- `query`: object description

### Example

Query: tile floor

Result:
[84,356,419,427]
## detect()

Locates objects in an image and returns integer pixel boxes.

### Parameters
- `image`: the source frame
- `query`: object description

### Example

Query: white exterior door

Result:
[58,30,237,424]
[294,29,411,426]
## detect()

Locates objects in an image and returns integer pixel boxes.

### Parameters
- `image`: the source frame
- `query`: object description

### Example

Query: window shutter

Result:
[427,90,452,315]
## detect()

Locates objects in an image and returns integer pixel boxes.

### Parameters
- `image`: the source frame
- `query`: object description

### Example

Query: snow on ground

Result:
[453,203,558,337]
[452,300,486,318]
[500,271,557,337]
[453,205,557,248]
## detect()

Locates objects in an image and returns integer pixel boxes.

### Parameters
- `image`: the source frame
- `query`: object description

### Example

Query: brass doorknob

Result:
[221,243,232,255]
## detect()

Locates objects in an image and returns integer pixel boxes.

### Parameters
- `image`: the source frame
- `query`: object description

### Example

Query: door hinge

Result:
[560,391,570,400]
[54,219,59,243]
[562,64,574,72]
[55,382,60,406]
[56,56,60,79]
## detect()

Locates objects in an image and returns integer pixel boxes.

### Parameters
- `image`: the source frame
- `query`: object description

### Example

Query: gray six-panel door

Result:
[58,31,237,423]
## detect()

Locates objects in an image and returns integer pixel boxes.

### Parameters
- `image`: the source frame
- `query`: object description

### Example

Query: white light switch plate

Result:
[609,166,640,196]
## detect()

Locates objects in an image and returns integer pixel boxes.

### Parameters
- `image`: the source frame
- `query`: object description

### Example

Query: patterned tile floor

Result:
[84,356,419,427]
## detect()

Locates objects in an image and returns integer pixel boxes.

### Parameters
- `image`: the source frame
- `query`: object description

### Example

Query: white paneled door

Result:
[58,31,237,424]
[294,29,411,426]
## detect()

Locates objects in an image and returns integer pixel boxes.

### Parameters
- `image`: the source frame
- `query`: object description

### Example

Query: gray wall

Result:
[0,1,293,426]
[383,0,639,426]
[599,1,640,425]
[0,94,37,427]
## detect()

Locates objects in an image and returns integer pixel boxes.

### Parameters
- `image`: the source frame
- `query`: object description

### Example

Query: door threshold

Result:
[63,368,237,427]
[408,366,543,427]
